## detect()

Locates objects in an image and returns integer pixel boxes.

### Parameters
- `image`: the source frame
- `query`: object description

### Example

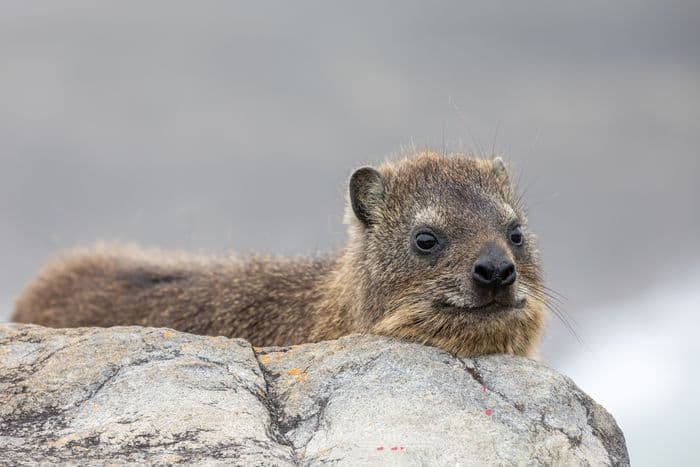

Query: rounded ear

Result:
[492,157,514,197]
[493,156,512,183]
[493,157,509,180]
[349,167,386,226]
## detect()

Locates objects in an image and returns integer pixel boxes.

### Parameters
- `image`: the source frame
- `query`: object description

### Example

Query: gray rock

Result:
[0,324,628,465]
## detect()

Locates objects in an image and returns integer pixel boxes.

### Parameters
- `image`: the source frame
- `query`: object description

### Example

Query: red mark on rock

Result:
[376,446,384,451]
[481,385,487,393]
[485,408,493,416]
[391,446,399,451]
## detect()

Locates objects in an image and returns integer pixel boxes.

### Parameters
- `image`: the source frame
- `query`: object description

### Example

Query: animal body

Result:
[13,151,547,357]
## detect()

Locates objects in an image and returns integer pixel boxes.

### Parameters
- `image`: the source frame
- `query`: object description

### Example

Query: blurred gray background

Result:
[1,1,698,464]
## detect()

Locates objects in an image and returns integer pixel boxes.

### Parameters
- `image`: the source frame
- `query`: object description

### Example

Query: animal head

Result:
[346,151,546,357]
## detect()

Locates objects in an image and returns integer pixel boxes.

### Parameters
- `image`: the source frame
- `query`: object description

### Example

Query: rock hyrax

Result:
[13,150,547,357]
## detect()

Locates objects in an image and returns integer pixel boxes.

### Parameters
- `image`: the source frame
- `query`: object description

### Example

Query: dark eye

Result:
[509,225,524,246]
[413,232,439,253]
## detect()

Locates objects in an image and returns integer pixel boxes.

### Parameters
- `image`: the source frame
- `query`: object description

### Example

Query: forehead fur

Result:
[376,151,518,222]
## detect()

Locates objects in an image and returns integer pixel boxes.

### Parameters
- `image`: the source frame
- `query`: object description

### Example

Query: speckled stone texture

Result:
[0,324,628,465]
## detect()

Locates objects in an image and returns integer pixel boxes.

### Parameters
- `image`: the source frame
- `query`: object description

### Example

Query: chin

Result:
[372,299,545,358]
[435,296,528,320]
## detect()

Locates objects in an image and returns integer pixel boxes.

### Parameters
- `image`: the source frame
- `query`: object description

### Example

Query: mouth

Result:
[434,297,527,316]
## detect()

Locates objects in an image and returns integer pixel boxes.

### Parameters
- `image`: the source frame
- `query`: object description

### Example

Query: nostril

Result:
[472,261,496,287]
[498,263,517,287]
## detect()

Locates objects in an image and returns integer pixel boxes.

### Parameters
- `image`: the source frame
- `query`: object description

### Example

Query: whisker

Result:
[539,284,568,301]
[518,283,589,350]
[529,286,581,328]
[533,289,568,310]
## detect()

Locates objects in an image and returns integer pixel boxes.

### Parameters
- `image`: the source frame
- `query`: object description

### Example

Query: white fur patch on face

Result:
[487,197,517,223]
[413,207,445,227]
[503,203,517,220]
[442,291,470,308]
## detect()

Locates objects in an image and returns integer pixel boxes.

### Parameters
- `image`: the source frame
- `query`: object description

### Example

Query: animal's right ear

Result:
[349,167,386,226]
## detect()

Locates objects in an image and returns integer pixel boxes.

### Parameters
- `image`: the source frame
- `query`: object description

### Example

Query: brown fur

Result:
[12,150,547,357]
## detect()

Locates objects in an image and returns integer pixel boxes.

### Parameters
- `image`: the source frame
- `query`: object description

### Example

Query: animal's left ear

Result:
[493,156,508,179]
[492,157,513,194]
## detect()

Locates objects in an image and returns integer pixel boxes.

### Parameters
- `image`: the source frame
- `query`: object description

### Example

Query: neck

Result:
[309,246,367,341]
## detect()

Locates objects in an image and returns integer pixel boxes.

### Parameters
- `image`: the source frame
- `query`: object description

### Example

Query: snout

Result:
[471,245,516,292]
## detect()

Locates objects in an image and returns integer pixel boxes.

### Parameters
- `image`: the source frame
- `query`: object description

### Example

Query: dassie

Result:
[13,151,547,357]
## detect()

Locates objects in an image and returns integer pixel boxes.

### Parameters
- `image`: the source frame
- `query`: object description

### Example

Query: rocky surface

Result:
[0,324,629,465]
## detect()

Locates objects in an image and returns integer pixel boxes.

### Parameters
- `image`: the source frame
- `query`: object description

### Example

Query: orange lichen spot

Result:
[253,346,262,353]
[162,330,175,339]
[287,367,308,382]
[259,355,271,365]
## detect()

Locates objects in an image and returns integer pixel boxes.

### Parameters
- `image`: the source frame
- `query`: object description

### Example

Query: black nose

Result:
[472,252,517,290]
